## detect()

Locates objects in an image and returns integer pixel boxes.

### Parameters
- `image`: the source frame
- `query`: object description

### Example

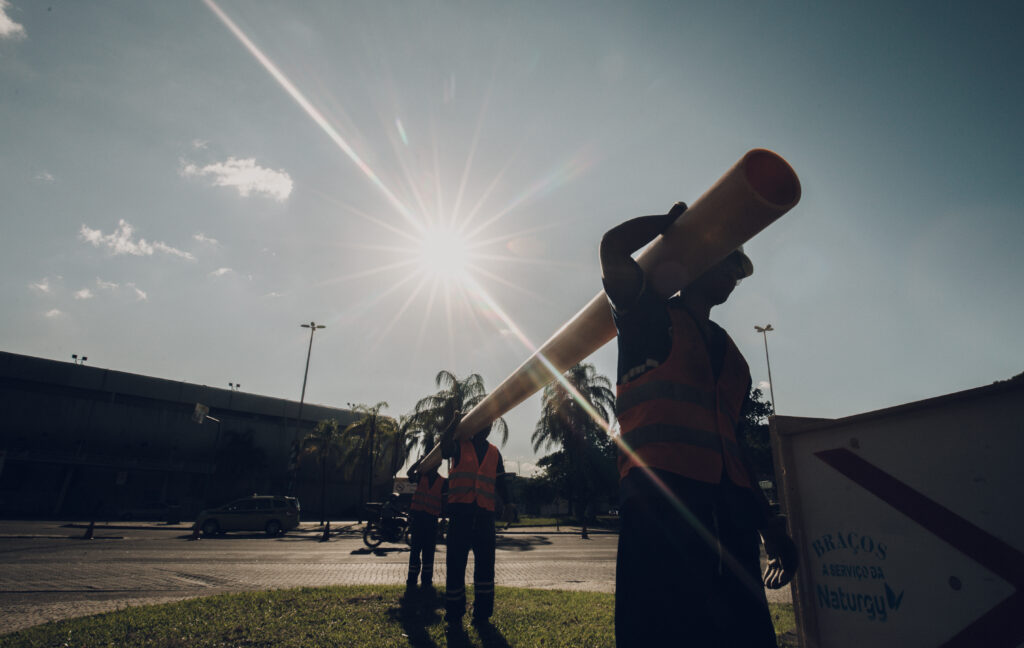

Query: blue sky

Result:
[2,1,1022,474]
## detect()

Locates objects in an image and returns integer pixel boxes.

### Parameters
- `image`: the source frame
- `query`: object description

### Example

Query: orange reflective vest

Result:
[616,307,752,488]
[410,475,444,517]
[447,441,499,511]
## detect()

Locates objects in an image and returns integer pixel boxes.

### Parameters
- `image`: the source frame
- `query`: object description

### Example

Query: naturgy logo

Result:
[811,531,904,623]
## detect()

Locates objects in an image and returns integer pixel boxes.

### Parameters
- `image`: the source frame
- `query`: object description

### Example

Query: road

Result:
[0,520,790,635]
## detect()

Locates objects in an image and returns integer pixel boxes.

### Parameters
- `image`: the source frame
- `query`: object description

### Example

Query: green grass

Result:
[3,586,796,647]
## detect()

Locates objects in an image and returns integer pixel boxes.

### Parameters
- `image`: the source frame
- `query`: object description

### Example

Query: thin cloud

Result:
[30,277,53,294]
[209,267,233,277]
[757,381,771,392]
[74,288,94,300]
[93,277,147,301]
[193,232,220,246]
[0,1,26,39]
[263,291,284,298]
[128,284,148,301]
[33,171,55,183]
[79,220,195,261]
[191,139,209,150]
[181,157,293,202]
[44,309,62,318]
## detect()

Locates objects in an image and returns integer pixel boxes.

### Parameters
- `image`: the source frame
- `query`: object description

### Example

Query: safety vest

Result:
[615,307,752,488]
[447,441,499,511]
[410,475,444,517]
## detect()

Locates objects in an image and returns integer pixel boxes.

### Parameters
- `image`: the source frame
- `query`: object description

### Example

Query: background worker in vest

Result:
[405,460,447,592]
[440,414,511,631]
[600,202,799,647]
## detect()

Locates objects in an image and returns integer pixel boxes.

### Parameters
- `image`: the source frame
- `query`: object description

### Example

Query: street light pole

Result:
[295,322,325,441]
[289,322,326,495]
[754,324,776,413]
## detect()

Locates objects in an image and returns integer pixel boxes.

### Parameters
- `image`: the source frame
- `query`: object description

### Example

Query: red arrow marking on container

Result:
[815,448,1024,648]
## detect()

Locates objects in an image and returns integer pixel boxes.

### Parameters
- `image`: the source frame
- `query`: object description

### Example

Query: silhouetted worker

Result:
[441,417,510,631]
[600,202,798,647]
[405,459,447,591]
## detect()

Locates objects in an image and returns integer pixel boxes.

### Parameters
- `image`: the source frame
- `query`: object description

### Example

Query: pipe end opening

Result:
[744,150,801,206]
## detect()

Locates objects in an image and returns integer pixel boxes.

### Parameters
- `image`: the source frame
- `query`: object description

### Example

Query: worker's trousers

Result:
[445,508,495,622]
[615,473,777,648]
[407,511,439,586]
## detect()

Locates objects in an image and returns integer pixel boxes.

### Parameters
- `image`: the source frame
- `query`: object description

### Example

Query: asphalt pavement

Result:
[0,520,791,635]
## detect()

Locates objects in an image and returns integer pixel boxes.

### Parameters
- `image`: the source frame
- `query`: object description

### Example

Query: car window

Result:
[253,499,272,511]
[274,498,286,508]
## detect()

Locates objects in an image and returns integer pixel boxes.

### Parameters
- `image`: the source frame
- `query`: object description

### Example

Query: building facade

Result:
[0,351,390,520]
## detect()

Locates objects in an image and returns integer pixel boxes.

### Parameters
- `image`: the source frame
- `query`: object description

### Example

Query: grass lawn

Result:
[3,585,796,647]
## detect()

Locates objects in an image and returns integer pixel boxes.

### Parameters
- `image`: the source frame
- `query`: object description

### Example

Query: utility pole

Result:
[754,324,776,413]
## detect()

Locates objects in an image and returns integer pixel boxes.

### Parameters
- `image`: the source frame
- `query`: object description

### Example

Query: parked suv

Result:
[195,495,300,537]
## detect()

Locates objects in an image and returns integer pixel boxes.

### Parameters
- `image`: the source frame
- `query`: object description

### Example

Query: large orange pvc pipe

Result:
[418,149,800,470]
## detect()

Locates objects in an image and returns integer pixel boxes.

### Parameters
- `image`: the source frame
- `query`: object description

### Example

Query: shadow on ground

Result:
[495,535,551,552]
[351,546,411,556]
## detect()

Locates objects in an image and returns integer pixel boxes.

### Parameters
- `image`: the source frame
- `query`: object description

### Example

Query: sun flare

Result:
[416,224,472,282]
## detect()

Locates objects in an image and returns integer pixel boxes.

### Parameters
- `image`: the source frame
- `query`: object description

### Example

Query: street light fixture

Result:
[71,354,88,365]
[229,382,241,391]
[754,324,776,413]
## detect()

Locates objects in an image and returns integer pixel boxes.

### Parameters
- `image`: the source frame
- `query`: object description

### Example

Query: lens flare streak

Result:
[202,0,423,234]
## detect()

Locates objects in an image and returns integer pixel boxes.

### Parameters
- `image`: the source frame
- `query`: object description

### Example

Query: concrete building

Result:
[0,350,395,520]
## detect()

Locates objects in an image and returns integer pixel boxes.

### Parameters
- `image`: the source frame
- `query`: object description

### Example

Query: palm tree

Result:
[410,370,509,451]
[343,402,404,505]
[532,363,616,521]
[301,418,345,525]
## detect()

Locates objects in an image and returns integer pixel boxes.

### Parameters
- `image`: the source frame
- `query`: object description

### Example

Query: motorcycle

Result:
[362,500,410,548]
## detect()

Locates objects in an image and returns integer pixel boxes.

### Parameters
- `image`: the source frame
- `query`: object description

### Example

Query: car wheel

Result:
[265,520,282,536]
[201,520,219,537]
[363,522,383,548]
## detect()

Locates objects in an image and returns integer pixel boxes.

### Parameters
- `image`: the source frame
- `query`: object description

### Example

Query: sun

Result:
[416,224,472,282]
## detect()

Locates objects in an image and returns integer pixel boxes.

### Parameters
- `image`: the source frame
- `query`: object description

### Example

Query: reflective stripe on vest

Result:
[410,475,444,516]
[447,441,498,511]
[615,307,752,488]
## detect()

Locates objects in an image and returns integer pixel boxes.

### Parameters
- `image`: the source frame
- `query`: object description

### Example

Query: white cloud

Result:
[191,138,209,150]
[757,380,771,392]
[193,232,220,246]
[153,241,194,260]
[181,157,293,202]
[95,278,119,290]
[0,1,26,39]
[44,309,62,318]
[74,288,94,300]
[129,284,148,301]
[209,267,233,277]
[33,171,55,183]
[79,220,195,261]
[30,277,52,294]
[263,291,284,298]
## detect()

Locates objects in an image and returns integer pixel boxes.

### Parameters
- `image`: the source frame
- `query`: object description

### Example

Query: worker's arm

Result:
[495,453,511,505]
[600,202,686,310]
[735,388,799,589]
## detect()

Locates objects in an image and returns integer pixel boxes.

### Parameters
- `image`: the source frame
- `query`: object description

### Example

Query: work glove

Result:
[760,515,799,589]
[439,409,462,447]
[667,201,688,221]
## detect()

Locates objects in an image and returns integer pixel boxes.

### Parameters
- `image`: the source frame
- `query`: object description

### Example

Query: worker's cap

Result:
[730,246,754,279]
